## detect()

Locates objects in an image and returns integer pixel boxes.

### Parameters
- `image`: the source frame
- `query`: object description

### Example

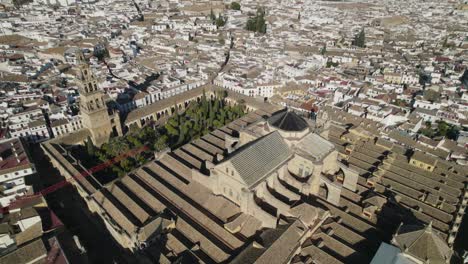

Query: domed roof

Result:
[393,223,452,263]
[268,110,308,132]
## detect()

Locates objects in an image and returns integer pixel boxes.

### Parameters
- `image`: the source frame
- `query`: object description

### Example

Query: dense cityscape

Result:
[0,0,467,263]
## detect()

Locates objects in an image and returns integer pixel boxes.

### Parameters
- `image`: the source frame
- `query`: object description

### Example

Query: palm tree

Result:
[107,138,130,157]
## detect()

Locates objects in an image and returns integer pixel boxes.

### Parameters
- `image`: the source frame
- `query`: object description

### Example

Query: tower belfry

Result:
[76,50,117,146]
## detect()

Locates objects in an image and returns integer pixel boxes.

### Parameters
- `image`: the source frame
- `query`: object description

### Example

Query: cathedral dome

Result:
[268,110,308,132]
[393,223,453,263]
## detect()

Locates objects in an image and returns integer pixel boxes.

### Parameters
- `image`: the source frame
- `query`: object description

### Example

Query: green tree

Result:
[423,89,440,102]
[12,0,33,8]
[86,136,95,156]
[246,18,256,31]
[177,123,189,146]
[201,89,209,117]
[218,108,226,124]
[92,95,247,173]
[210,9,216,21]
[127,134,143,148]
[437,121,450,137]
[320,45,327,55]
[460,69,468,86]
[120,158,135,172]
[246,8,267,34]
[106,138,130,157]
[216,15,226,27]
[192,121,201,138]
[442,36,448,48]
[208,102,216,127]
[154,135,169,151]
[213,97,220,113]
[353,28,365,48]
[213,120,223,128]
[230,2,241,10]
[139,126,156,144]
[165,120,179,137]
[96,149,108,163]
[326,61,339,68]
[111,165,124,177]
[93,44,110,61]
[135,153,147,165]
[420,128,434,138]
[437,121,459,140]
[419,73,431,86]
[447,126,459,140]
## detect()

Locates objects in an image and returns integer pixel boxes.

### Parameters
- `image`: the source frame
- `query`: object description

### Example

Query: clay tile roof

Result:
[394,223,452,263]
[254,220,307,264]
[0,238,47,264]
[0,138,32,174]
[418,136,438,147]
[51,119,69,127]
[411,151,437,165]
[227,131,291,188]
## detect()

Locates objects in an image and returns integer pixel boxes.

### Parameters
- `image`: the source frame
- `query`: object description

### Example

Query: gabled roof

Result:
[228,131,291,188]
[254,219,307,264]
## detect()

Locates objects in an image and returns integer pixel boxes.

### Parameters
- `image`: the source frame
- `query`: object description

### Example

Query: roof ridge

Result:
[277,111,289,130]
[405,229,427,255]
[404,224,449,262]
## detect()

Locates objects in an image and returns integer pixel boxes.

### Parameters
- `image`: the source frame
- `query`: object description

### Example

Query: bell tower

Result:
[76,51,113,146]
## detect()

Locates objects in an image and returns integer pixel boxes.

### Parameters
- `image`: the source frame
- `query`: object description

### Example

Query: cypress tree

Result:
[86,136,95,156]
[353,29,365,48]
[210,9,216,21]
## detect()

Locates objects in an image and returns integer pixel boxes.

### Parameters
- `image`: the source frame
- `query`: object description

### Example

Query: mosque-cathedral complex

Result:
[42,64,467,263]
[2,0,467,263]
